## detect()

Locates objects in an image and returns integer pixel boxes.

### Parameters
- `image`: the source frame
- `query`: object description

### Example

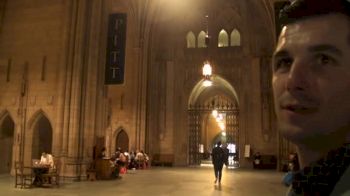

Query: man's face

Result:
[272,14,350,144]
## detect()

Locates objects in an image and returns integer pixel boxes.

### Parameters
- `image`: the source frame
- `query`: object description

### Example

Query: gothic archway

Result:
[188,75,239,166]
[0,112,15,174]
[31,114,53,159]
[115,129,129,152]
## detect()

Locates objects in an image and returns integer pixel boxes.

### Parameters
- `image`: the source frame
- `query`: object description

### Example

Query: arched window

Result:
[186,31,196,48]
[230,29,241,46]
[218,29,229,47]
[197,31,207,48]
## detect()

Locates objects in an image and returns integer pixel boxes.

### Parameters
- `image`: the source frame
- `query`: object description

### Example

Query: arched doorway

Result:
[0,113,15,174]
[188,75,239,167]
[115,129,129,152]
[31,115,53,159]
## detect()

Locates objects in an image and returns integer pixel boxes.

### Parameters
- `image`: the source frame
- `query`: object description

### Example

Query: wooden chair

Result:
[86,161,97,181]
[14,161,33,188]
[41,159,60,187]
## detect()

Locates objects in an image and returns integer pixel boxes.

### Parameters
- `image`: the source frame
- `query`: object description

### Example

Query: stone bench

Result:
[254,155,277,169]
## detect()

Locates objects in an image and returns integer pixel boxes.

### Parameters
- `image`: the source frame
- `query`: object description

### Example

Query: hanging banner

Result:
[105,13,127,85]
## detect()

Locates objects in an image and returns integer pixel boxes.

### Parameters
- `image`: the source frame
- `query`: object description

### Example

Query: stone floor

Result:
[0,167,288,196]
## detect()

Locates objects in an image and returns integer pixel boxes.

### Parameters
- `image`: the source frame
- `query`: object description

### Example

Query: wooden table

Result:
[31,165,50,186]
[95,159,114,180]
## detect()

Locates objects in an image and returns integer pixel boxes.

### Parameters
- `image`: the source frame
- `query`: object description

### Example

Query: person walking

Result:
[212,141,225,184]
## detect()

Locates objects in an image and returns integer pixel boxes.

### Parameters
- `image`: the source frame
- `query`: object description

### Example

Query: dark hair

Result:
[217,141,222,146]
[279,0,350,27]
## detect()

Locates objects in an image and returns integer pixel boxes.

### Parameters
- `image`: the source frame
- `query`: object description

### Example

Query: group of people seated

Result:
[95,147,151,179]
[105,148,149,178]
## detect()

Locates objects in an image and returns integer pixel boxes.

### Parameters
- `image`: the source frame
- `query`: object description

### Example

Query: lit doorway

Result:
[188,75,239,166]
[189,95,239,166]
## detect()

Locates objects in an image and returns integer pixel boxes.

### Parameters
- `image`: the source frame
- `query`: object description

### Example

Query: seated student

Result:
[109,157,119,178]
[40,152,54,168]
[135,150,145,169]
[142,151,150,168]
[118,150,127,174]
[128,151,137,169]
[34,152,54,186]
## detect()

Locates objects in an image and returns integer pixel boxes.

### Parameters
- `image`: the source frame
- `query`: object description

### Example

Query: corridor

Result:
[0,167,287,196]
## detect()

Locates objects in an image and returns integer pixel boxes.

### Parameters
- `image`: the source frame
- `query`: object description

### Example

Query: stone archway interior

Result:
[188,76,239,166]
[201,94,238,156]
[32,115,53,159]
[201,95,233,151]
[0,115,14,174]
[115,130,129,152]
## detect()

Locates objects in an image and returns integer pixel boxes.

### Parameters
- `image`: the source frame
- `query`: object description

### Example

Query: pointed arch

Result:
[188,75,239,107]
[0,110,13,124]
[230,29,241,46]
[188,75,240,167]
[27,109,52,130]
[218,29,229,48]
[197,31,207,48]
[0,113,15,138]
[0,110,15,174]
[186,31,196,48]
[28,109,53,159]
[113,127,129,152]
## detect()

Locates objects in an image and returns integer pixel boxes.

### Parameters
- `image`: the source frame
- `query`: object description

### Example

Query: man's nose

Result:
[286,60,310,93]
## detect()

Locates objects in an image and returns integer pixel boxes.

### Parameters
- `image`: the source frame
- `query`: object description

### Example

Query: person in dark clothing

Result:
[212,141,225,184]
[288,153,300,172]
[222,143,229,167]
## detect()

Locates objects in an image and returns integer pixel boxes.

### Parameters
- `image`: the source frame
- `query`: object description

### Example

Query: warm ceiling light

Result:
[202,62,212,76]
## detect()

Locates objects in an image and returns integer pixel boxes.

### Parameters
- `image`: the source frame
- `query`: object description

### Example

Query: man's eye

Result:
[274,58,292,72]
[316,54,335,66]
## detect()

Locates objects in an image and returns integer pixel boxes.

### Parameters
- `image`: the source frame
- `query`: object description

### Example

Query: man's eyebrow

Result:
[308,44,342,56]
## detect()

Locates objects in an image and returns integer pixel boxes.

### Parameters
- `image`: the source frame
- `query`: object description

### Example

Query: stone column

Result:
[58,0,94,178]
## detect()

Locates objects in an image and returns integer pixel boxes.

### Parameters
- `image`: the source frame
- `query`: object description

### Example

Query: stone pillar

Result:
[80,0,104,175]
[58,0,96,178]
[161,61,174,154]
[56,0,74,163]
